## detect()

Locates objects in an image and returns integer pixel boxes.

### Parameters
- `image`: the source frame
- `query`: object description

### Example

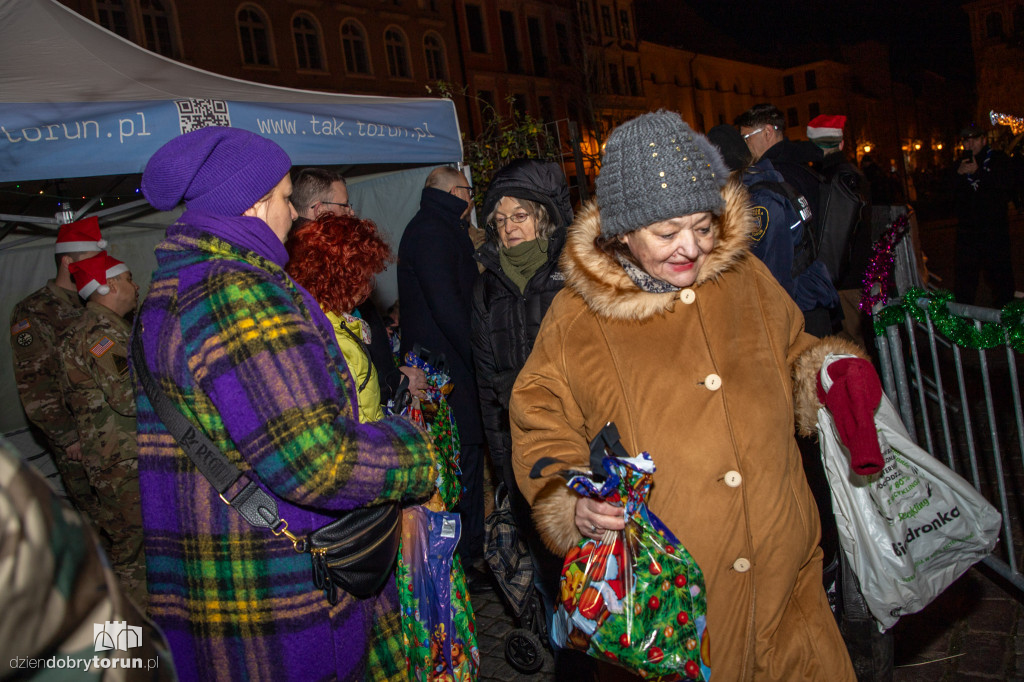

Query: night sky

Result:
[635,0,975,85]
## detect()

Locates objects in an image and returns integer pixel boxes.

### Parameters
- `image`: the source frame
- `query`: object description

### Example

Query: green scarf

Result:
[498,238,549,293]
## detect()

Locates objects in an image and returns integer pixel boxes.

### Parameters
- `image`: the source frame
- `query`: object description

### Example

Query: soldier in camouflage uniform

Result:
[9,217,106,526]
[61,252,147,609]
[0,435,176,681]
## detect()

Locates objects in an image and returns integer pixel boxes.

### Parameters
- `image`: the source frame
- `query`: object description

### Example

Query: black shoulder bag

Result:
[130,332,400,604]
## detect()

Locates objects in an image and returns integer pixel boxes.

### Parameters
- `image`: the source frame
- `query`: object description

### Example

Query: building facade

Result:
[964,0,1024,133]
[59,0,973,190]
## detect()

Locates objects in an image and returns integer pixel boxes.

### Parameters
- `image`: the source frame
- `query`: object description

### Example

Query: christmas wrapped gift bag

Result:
[393,350,478,680]
[551,424,710,680]
[397,506,479,681]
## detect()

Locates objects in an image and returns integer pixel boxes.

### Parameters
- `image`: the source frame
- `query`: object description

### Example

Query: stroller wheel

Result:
[505,627,545,674]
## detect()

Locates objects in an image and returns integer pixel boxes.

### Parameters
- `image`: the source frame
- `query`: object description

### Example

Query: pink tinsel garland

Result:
[859,213,911,313]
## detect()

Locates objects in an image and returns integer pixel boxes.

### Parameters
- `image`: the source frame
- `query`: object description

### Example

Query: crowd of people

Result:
[7,103,1018,682]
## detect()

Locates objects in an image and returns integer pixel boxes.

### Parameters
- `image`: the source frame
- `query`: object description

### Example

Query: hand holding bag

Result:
[550,424,711,681]
[817,353,1002,630]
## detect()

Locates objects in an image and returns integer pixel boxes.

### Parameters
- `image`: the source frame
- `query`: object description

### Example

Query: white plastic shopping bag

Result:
[818,354,1002,630]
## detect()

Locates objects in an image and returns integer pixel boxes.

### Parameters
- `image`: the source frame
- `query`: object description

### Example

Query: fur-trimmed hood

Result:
[561,176,755,321]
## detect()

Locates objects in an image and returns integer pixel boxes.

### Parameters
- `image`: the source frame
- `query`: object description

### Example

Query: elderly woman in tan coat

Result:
[510,111,878,680]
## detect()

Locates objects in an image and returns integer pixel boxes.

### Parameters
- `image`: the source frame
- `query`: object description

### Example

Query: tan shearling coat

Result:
[510,178,861,681]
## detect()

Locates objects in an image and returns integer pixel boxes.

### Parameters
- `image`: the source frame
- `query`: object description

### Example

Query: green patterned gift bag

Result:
[551,424,710,680]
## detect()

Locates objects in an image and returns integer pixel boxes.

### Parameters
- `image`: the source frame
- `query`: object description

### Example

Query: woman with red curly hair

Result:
[287,214,393,422]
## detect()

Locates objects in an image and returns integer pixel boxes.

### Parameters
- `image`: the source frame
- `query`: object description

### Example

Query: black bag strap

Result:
[335,321,372,393]
[129,328,307,551]
[749,178,818,278]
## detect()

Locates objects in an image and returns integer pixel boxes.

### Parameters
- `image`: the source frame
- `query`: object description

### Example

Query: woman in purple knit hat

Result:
[134,127,437,681]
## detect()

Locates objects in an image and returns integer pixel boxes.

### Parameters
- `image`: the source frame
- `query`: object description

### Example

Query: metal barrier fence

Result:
[873,291,1024,593]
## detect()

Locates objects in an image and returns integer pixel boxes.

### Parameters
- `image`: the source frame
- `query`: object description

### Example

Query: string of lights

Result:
[990,110,1024,135]
[0,185,142,207]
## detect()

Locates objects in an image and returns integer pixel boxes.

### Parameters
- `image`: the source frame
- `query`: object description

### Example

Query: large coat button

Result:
[679,289,696,304]
[703,373,722,390]
[733,557,751,573]
[724,470,742,487]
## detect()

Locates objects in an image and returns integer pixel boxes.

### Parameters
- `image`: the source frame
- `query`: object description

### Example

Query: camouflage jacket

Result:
[10,280,84,452]
[0,436,176,680]
[59,302,136,472]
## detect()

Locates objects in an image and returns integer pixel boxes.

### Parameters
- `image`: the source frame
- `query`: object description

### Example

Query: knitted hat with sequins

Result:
[596,110,729,238]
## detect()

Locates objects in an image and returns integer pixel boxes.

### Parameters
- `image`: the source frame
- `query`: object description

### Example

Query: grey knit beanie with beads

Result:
[596,110,729,238]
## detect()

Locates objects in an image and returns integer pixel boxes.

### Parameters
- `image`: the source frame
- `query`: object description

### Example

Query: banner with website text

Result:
[0,98,462,182]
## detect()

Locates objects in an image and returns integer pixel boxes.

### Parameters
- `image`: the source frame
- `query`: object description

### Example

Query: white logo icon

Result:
[93,621,142,652]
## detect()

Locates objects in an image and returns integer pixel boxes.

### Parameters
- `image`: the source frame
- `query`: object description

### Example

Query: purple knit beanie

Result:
[141,127,292,216]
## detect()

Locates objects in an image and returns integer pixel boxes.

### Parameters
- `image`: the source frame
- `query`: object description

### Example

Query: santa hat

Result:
[68,252,129,299]
[807,115,847,149]
[55,216,107,254]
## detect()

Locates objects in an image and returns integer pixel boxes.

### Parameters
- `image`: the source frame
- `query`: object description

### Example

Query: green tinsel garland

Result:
[872,288,1024,353]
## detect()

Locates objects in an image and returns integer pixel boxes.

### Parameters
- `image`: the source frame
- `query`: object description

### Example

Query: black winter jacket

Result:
[398,187,483,444]
[472,160,572,467]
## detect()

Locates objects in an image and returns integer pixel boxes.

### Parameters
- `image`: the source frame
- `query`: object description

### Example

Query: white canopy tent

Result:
[0,0,469,457]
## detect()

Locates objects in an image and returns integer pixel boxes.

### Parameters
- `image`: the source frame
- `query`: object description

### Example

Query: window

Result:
[787,107,798,128]
[96,0,131,39]
[511,93,527,119]
[987,11,1004,37]
[499,10,521,74]
[384,27,411,78]
[600,5,613,37]
[538,95,553,123]
[783,74,794,95]
[139,0,176,56]
[555,22,571,64]
[465,4,487,53]
[238,5,274,66]
[423,32,447,80]
[341,20,370,74]
[292,13,323,70]
[619,9,631,40]
[608,63,622,95]
[808,102,820,120]
[805,69,816,90]
[578,0,593,36]
[477,89,495,120]
[527,17,547,77]
[626,65,640,96]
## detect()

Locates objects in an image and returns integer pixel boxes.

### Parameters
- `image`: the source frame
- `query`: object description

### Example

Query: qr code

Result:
[175,99,231,133]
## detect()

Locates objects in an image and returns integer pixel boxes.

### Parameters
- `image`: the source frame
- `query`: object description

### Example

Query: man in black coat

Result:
[952,125,1017,307]
[398,166,489,585]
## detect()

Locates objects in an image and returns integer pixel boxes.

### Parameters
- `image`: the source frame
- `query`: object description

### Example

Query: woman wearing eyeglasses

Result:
[471,158,574,617]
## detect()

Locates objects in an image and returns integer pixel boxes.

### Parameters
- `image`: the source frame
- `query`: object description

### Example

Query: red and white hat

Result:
[55,216,106,254]
[68,252,129,299]
[807,115,847,148]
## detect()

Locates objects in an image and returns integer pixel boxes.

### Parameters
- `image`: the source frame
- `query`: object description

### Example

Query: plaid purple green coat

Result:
[133,212,436,681]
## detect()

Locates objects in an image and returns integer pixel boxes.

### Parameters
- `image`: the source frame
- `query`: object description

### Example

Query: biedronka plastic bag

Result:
[818,354,1002,630]
[552,423,710,680]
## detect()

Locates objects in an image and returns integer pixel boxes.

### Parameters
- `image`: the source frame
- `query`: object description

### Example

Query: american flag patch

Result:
[90,336,114,357]
[11,319,30,335]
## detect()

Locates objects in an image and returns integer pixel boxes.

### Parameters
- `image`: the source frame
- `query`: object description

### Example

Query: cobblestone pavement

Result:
[471,564,1024,681]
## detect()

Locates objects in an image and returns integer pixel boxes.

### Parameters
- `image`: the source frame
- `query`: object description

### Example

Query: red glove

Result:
[816,358,884,475]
